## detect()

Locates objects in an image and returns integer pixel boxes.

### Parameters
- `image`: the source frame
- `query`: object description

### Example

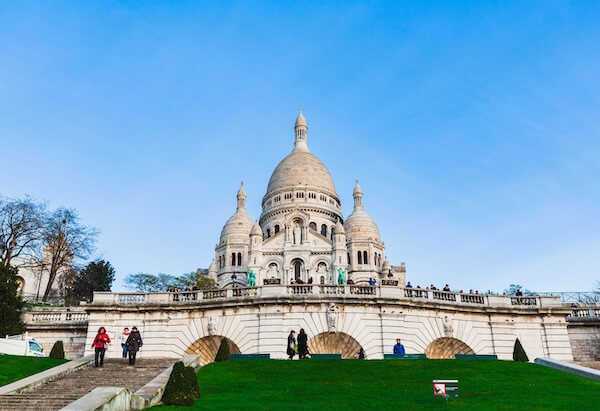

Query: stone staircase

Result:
[0,358,174,411]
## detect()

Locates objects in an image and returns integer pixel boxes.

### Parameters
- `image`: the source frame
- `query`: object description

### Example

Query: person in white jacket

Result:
[120,328,130,358]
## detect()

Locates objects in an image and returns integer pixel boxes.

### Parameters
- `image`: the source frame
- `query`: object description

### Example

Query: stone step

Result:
[0,358,175,410]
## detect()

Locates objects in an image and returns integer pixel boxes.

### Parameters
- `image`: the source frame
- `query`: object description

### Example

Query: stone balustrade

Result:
[92,286,562,309]
[567,307,600,320]
[24,309,89,323]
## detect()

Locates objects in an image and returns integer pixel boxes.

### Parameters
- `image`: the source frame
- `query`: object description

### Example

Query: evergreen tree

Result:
[162,361,198,406]
[49,340,65,359]
[0,262,25,336]
[512,338,529,362]
[74,260,115,301]
[215,338,231,362]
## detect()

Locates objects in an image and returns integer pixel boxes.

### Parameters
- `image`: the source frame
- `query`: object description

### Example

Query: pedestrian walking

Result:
[298,329,308,359]
[120,327,130,358]
[91,327,111,367]
[125,326,143,365]
[287,330,296,360]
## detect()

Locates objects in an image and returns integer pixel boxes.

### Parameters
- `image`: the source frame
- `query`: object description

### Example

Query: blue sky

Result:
[1,1,599,292]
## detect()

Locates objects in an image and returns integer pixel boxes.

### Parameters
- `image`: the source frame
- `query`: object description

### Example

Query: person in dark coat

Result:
[125,326,143,365]
[297,329,308,359]
[287,330,296,360]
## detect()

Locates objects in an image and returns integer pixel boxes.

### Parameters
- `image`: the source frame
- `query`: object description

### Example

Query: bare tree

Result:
[0,196,47,266]
[41,208,98,302]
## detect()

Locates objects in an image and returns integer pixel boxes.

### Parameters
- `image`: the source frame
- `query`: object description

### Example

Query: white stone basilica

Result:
[208,112,406,288]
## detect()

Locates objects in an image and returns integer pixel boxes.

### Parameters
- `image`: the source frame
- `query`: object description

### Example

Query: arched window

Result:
[320,276,325,284]
[231,253,236,266]
[237,252,242,266]
[309,222,317,231]
[363,251,368,265]
[347,252,351,265]
[331,226,334,240]
[266,229,271,238]
[274,225,280,234]
[321,224,327,237]
[358,251,362,265]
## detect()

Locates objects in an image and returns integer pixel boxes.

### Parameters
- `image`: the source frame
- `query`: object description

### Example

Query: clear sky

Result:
[1,1,599,292]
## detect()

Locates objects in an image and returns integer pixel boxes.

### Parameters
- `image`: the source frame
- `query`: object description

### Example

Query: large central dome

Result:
[266,150,337,196]
[264,110,337,198]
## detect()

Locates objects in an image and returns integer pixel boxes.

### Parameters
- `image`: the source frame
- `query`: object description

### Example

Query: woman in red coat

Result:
[92,327,111,367]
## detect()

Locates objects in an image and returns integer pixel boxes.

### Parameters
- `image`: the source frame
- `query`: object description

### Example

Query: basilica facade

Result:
[208,112,406,287]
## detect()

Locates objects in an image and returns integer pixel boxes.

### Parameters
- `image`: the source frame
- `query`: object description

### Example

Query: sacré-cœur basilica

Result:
[209,111,406,288]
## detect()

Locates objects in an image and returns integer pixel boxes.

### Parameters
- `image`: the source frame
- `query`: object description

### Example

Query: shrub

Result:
[512,338,529,362]
[184,365,201,399]
[162,361,200,406]
[49,340,65,359]
[214,338,231,362]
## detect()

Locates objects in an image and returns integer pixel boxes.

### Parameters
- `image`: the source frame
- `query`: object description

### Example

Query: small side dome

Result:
[220,212,254,244]
[250,223,262,236]
[345,181,381,242]
[382,259,391,271]
[220,183,254,244]
[208,260,217,273]
[333,220,345,234]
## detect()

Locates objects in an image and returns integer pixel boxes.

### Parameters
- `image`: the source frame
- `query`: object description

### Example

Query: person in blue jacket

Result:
[393,338,405,355]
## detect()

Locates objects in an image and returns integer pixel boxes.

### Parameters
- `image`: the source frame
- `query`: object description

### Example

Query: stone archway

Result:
[308,332,363,359]
[185,335,241,364]
[425,337,475,359]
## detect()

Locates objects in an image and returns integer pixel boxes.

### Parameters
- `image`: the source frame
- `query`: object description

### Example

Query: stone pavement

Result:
[0,358,174,411]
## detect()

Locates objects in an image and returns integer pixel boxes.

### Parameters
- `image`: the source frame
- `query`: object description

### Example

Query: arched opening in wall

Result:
[308,332,363,359]
[291,258,304,282]
[185,335,241,365]
[425,337,475,359]
[309,222,317,231]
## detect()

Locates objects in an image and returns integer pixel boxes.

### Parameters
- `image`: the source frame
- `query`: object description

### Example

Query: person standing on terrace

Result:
[393,338,405,355]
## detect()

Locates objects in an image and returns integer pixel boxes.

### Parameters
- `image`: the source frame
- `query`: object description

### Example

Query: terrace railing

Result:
[92,286,562,309]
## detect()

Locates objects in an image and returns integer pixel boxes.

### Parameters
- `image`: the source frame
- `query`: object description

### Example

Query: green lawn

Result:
[154,359,600,410]
[0,354,68,387]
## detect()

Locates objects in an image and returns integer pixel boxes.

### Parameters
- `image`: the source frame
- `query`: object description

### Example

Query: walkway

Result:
[0,358,174,411]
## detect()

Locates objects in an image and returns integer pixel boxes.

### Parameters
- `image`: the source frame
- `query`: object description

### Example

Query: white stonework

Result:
[83,289,573,363]
[214,112,405,288]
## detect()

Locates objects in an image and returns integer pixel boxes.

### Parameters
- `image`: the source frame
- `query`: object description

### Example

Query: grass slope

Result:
[0,354,68,387]
[155,359,600,410]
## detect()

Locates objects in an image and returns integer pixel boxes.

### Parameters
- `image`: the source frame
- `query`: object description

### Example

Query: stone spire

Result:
[353,180,363,209]
[237,181,247,211]
[293,108,309,152]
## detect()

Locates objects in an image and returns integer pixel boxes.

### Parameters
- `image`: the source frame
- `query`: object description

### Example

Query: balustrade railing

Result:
[568,308,600,319]
[30,311,89,323]
[460,294,485,304]
[433,290,457,302]
[350,285,376,295]
[404,288,428,298]
[232,287,258,297]
[319,285,346,295]
[92,286,554,309]
[118,293,148,304]
[287,285,314,295]
[203,289,227,299]
[511,296,537,306]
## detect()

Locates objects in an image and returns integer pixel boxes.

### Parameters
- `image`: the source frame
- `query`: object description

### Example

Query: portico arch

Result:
[185,335,241,365]
[425,337,475,359]
[308,332,363,359]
